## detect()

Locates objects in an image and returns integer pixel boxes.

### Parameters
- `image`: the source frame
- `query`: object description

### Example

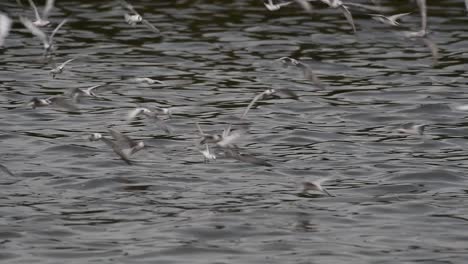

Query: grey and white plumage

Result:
[132,77,164,84]
[127,107,153,120]
[263,0,294,11]
[199,144,216,163]
[27,96,78,111]
[371,12,411,26]
[217,124,245,148]
[89,129,144,164]
[196,123,244,148]
[50,58,75,78]
[276,57,324,88]
[0,13,12,47]
[302,177,334,196]
[108,128,145,155]
[68,84,105,103]
[20,16,68,55]
[263,0,313,13]
[196,123,270,166]
[396,123,426,135]
[119,0,160,34]
[196,123,245,148]
[28,0,54,27]
[196,122,223,145]
[127,107,172,134]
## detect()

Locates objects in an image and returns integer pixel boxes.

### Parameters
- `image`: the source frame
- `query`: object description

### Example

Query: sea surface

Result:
[1,0,468,263]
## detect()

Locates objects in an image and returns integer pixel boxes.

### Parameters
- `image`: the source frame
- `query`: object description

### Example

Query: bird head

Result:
[89,133,102,141]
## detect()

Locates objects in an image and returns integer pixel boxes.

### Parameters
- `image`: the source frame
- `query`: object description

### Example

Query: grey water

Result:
[1,0,468,263]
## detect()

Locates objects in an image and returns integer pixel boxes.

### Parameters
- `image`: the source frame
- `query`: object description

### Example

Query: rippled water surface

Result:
[1,0,468,263]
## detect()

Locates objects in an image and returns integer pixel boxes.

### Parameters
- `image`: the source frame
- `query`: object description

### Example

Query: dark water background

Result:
[1,0,468,263]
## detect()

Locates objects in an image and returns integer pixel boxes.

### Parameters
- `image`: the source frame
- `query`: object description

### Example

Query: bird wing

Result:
[49,17,68,44]
[118,0,140,16]
[241,91,267,119]
[20,16,49,48]
[142,19,160,34]
[263,0,293,11]
[109,128,135,149]
[58,58,75,69]
[339,5,356,33]
[222,123,232,139]
[42,0,55,20]
[218,128,243,148]
[127,108,145,121]
[311,177,334,196]
[416,0,427,33]
[101,137,132,164]
[297,62,325,88]
[195,122,206,136]
[388,12,411,22]
[28,0,42,22]
[85,84,104,94]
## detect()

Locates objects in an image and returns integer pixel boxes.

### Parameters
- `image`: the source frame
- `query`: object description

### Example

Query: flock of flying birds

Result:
[0,0,465,196]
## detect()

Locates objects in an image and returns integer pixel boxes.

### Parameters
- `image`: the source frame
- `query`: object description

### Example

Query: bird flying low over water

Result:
[396,123,426,135]
[199,143,217,163]
[370,12,411,26]
[302,177,334,196]
[28,0,55,27]
[68,84,107,103]
[49,58,75,78]
[276,57,325,88]
[195,122,271,166]
[127,107,172,135]
[132,77,164,85]
[197,123,247,149]
[27,96,78,111]
[118,0,161,34]
[89,129,145,165]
